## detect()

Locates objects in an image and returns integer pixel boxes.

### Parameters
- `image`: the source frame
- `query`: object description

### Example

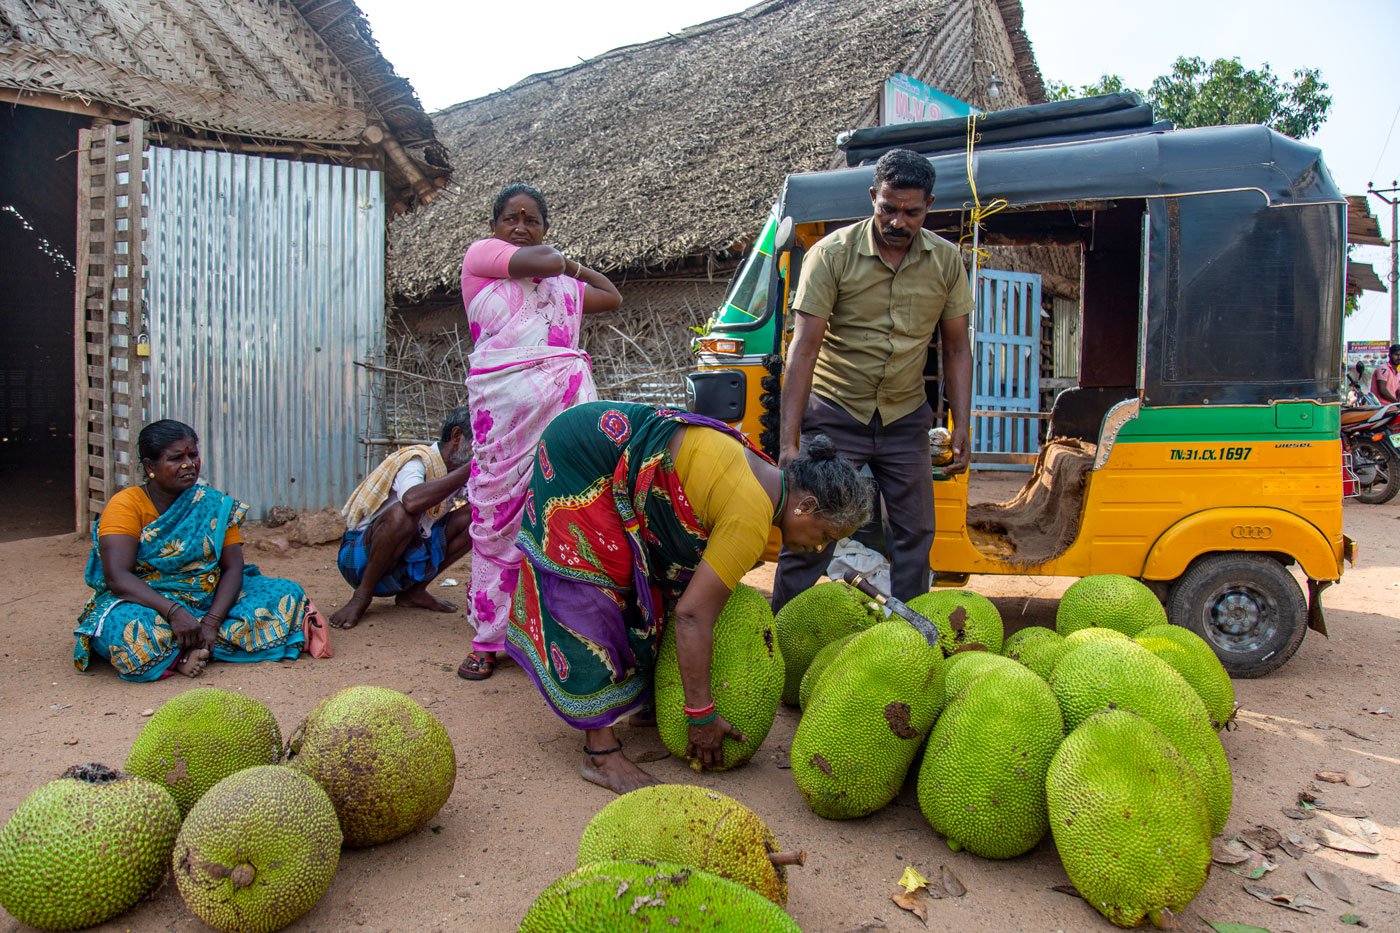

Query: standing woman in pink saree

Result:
[457,184,622,680]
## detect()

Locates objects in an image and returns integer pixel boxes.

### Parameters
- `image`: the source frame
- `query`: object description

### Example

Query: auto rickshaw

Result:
[686,94,1353,677]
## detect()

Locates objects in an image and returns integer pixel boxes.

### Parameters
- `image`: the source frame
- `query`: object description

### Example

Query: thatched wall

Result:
[389,0,1044,302]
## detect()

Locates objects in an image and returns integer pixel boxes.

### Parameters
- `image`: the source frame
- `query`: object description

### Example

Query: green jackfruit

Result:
[1051,627,1130,676]
[125,687,282,817]
[798,633,856,710]
[906,589,1004,655]
[774,580,881,705]
[1003,627,1067,680]
[1047,710,1212,928]
[0,764,179,931]
[654,584,783,770]
[1056,574,1166,638]
[577,785,792,905]
[174,765,340,933]
[286,686,455,847]
[942,650,1021,701]
[520,859,800,932]
[791,621,945,819]
[1134,625,1236,730]
[1050,639,1231,833]
[918,666,1063,858]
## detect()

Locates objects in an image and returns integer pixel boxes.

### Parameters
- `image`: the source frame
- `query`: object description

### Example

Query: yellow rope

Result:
[958,113,1007,262]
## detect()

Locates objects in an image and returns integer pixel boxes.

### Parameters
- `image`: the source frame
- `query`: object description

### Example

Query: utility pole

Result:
[1367,181,1400,345]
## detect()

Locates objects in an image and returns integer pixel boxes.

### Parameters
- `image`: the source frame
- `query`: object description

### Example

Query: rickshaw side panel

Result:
[1140,507,1341,582]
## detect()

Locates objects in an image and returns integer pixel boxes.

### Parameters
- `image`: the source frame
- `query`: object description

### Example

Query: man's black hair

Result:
[872,149,936,197]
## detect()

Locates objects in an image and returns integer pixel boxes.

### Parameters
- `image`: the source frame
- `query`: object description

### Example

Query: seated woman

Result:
[507,401,873,793]
[74,420,309,681]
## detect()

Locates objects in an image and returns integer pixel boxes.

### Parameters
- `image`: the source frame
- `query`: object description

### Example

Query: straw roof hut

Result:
[388,0,1045,307]
[0,0,449,208]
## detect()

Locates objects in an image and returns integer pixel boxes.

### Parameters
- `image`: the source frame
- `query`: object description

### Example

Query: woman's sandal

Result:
[456,652,496,681]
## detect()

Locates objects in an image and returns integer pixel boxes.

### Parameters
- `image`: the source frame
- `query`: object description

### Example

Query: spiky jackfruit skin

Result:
[174,765,340,933]
[918,667,1063,858]
[906,589,1004,655]
[654,584,783,771]
[577,785,788,905]
[1049,639,1232,834]
[1051,628,1130,677]
[520,859,801,932]
[774,581,881,705]
[1047,710,1212,928]
[798,633,856,710]
[942,650,1021,701]
[791,622,945,819]
[125,687,282,817]
[1003,626,1067,680]
[0,764,179,931]
[286,686,455,847]
[1134,625,1236,731]
[1055,575,1167,638]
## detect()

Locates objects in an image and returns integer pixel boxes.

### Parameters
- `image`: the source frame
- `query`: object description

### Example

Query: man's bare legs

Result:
[331,504,470,629]
[578,725,659,794]
[392,507,472,613]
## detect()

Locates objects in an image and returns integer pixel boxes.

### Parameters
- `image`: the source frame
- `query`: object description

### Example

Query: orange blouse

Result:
[97,486,243,546]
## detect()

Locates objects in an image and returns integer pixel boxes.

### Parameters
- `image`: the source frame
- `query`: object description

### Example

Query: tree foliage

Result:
[1046,57,1331,139]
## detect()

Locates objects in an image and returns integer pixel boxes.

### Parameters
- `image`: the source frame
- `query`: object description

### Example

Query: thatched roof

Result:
[1348,195,1387,247]
[388,0,1044,301]
[0,0,447,200]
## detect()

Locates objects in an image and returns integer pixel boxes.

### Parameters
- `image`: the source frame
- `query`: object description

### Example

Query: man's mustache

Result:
[881,227,910,238]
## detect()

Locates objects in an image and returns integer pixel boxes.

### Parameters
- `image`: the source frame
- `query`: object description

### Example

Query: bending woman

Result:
[74,420,309,681]
[507,401,873,793]
[458,183,622,680]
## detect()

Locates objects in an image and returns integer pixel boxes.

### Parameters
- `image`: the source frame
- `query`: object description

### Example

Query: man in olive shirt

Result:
[773,148,974,610]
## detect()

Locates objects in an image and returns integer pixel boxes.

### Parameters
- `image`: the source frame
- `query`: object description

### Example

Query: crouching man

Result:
[331,408,473,629]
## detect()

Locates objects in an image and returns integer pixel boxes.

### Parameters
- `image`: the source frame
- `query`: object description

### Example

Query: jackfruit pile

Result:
[654,583,784,770]
[525,783,804,930]
[0,684,454,932]
[788,573,1236,928]
[774,580,882,705]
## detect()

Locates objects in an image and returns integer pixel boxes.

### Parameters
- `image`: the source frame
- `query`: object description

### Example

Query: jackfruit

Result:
[1003,626,1067,680]
[791,621,945,819]
[1047,710,1212,928]
[775,580,881,705]
[126,687,282,816]
[1050,639,1231,833]
[1051,627,1130,676]
[906,589,1004,655]
[798,633,855,710]
[520,859,801,932]
[918,666,1063,858]
[1056,574,1166,637]
[654,584,783,770]
[942,650,1021,700]
[577,785,794,905]
[1134,625,1236,731]
[0,763,179,931]
[174,765,340,933]
[286,685,455,847]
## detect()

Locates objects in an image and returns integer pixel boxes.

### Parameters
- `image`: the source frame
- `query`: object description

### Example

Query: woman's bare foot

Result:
[175,648,210,677]
[330,595,372,629]
[394,587,457,613]
[578,728,658,795]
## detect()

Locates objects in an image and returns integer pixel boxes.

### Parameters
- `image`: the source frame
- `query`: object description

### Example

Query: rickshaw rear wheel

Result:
[1167,552,1307,679]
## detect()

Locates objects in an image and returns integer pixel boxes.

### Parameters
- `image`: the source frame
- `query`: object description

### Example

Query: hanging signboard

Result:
[880,73,980,126]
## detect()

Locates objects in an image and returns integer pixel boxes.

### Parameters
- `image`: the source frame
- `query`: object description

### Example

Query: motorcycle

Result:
[1340,401,1400,504]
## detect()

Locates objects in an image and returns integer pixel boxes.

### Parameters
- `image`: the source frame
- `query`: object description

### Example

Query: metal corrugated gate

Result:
[144,147,385,516]
[971,269,1042,470]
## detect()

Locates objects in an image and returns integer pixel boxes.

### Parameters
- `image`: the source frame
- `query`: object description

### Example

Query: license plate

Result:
[1389,434,1400,449]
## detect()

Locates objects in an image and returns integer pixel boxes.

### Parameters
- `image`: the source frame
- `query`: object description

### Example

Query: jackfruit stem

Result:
[60,763,123,784]
[768,850,806,867]
[945,839,963,853]
[231,864,256,888]
[1148,907,1176,929]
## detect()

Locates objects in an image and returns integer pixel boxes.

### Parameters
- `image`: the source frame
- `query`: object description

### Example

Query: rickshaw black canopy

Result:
[778,121,1346,406]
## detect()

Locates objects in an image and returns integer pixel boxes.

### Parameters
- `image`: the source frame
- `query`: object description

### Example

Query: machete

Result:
[841,569,944,651]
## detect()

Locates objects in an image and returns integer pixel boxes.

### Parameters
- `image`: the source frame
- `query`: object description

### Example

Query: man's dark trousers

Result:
[772,393,935,611]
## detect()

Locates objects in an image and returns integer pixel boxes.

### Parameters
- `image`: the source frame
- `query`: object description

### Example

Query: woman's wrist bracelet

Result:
[686,709,718,726]
[683,701,716,721]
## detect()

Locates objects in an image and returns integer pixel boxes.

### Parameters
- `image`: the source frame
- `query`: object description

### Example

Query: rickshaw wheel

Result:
[1167,553,1307,679]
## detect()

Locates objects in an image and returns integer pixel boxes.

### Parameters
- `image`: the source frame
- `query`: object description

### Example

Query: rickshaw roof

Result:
[779,124,1344,225]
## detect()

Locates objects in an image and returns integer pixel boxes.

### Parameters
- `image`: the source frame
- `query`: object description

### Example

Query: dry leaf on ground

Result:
[937,866,966,898]
[1371,881,1400,895]
[1243,885,1324,913]
[1305,867,1354,904]
[1344,771,1372,788]
[1316,770,1348,783]
[1355,819,1382,844]
[1315,829,1379,856]
[890,892,927,924]
[1286,833,1320,854]
[1212,839,1251,865]
[1281,806,1314,820]
[1238,826,1282,853]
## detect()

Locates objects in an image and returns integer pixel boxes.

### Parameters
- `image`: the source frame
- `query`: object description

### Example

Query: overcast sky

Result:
[356,0,1400,340]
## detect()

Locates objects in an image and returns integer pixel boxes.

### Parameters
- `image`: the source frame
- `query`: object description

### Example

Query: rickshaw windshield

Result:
[711,215,777,332]
[1145,192,1344,406]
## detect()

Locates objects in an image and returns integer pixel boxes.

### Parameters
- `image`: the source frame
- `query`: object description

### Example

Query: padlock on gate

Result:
[136,331,151,357]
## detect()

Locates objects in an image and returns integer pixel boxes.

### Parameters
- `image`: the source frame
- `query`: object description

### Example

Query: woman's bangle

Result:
[684,700,716,719]
[161,599,178,621]
[686,709,718,727]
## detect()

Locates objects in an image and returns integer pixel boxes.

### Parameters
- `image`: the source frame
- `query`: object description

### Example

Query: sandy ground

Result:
[2,472,1398,933]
